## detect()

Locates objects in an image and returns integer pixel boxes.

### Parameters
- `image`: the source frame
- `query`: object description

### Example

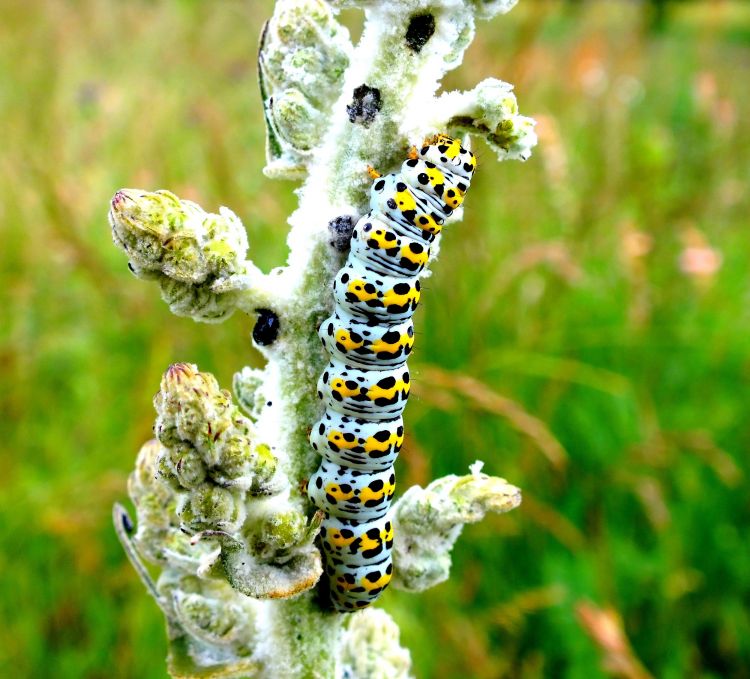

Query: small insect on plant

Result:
[309,135,477,611]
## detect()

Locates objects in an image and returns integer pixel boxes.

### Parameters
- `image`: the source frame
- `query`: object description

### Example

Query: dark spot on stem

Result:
[346,84,382,127]
[405,13,435,53]
[252,308,280,346]
[328,215,357,252]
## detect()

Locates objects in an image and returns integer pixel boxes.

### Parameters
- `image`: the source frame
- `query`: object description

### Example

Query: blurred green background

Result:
[1,0,748,677]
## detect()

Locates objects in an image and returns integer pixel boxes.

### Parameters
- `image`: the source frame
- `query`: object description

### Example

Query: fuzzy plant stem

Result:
[110,1,535,677]
[258,7,518,673]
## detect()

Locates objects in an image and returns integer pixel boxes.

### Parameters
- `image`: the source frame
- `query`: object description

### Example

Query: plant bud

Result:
[391,463,521,592]
[436,78,538,161]
[177,483,246,533]
[109,189,250,322]
[259,0,352,177]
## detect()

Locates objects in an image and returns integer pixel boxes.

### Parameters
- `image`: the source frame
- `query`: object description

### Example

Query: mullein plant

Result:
[109,0,536,676]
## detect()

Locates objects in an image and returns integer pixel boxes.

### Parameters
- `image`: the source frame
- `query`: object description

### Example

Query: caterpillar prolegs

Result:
[308,135,477,611]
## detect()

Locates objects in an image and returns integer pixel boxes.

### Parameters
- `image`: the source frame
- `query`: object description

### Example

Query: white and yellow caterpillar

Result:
[308,135,477,611]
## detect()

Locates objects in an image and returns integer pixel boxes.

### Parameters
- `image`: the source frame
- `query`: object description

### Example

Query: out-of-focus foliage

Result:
[1,1,748,677]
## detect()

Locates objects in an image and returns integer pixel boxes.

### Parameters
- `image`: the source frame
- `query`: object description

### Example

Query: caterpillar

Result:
[308,134,476,612]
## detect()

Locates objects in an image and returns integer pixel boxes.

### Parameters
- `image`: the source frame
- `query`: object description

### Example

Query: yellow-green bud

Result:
[157,441,207,490]
[158,276,240,323]
[211,438,277,492]
[177,483,246,533]
[154,363,230,452]
[272,88,323,151]
[259,0,352,177]
[109,189,250,322]
[109,189,247,283]
[391,463,521,592]
[243,508,308,561]
[438,78,537,161]
[154,364,278,494]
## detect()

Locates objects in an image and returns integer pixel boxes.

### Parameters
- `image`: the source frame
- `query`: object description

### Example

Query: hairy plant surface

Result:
[108,0,534,676]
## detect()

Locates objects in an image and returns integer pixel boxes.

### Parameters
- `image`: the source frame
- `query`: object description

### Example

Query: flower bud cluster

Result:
[109,189,251,321]
[153,363,277,534]
[126,439,225,584]
[157,572,258,651]
[259,0,352,178]
[122,452,262,677]
[391,462,521,592]
[340,609,413,679]
[432,78,538,161]
[129,363,323,600]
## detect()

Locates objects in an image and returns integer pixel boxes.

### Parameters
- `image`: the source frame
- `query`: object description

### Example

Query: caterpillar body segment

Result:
[399,157,469,213]
[319,514,394,566]
[350,215,431,278]
[309,411,404,471]
[318,309,414,369]
[369,174,446,238]
[317,359,410,420]
[325,553,393,612]
[332,262,421,322]
[308,135,476,611]
[421,134,477,178]
[308,461,396,520]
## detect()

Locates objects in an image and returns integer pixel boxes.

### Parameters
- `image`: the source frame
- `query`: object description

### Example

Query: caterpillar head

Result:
[420,135,476,179]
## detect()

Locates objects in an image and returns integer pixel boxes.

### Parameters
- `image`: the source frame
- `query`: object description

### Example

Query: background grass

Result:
[1,0,749,677]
